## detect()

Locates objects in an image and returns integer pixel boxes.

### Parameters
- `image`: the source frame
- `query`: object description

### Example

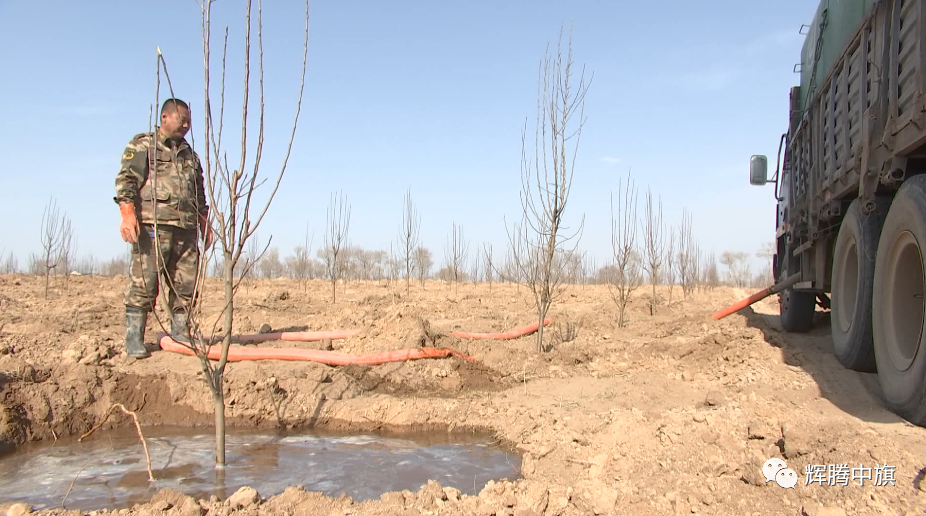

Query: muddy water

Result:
[0,426,521,511]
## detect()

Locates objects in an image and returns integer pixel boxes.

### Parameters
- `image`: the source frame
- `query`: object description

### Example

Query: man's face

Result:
[160,106,191,139]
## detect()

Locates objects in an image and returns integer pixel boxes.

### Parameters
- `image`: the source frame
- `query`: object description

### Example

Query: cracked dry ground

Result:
[1,274,925,515]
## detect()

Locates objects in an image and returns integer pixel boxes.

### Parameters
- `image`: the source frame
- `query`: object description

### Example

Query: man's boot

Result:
[124,306,150,358]
[171,310,192,344]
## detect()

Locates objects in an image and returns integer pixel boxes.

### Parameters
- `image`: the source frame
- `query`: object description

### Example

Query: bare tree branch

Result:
[322,191,351,302]
[642,188,665,315]
[606,170,641,327]
[397,187,420,296]
[504,23,591,352]
[178,0,310,467]
[444,222,469,296]
[483,243,494,292]
[39,197,69,298]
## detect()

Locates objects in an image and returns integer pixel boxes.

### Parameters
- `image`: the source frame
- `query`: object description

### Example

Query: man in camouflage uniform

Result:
[114,98,213,358]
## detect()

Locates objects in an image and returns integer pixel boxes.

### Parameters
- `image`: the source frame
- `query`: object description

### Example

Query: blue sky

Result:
[0,0,818,277]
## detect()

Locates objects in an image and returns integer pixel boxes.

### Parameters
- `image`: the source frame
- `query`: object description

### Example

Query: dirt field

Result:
[1,274,925,515]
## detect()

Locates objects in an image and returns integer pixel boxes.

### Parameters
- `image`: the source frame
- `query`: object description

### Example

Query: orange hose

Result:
[710,272,803,320]
[230,329,361,344]
[158,335,477,365]
[710,289,773,320]
[157,320,550,364]
[449,318,552,339]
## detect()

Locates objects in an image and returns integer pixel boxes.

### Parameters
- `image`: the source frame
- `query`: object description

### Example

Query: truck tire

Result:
[872,174,926,426]
[830,198,889,372]
[779,287,816,332]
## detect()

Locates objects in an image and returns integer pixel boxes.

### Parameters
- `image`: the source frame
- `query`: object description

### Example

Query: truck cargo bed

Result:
[785,0,926,285]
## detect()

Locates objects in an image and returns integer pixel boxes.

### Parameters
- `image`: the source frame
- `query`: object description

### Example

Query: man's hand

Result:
[199,209,214,250]
[119,203,139,243]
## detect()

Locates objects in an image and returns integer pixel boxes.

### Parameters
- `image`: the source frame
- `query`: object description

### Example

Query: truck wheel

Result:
[830,198,889,372]
[872,174,926,426]
[779,287,816,332]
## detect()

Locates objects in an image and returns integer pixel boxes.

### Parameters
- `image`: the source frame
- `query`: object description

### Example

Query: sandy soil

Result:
[1,274,925,515]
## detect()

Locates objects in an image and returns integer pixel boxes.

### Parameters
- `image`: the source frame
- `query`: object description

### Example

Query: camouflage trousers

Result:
[125,224,201,313]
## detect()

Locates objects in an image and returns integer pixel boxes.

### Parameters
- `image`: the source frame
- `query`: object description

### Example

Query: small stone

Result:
[569,432,589,446]
[6,503,32,516]
[747,421,777,441]
[440,377,462,391]
[705,390,725,406]
[268,290,289,301]
[700,431,720,444]
[476,501,495,516]
[305,368,331,383]
[693,413,706,423]
[740,455,768,486]
[258,323,272,334]
[584,486,617,515]
[18,365,37,382]
[702,493,714,505]
[379,492,405,506]
[418,480,447,507]
[521,453,536,475]
[800,503,820,516]
[589,454,609,478]
[79,352,101,366]
[442,487,461,502]
[781,423,812,459]
[151,500,171,511]
[148,489,202,516]
[62,349,81,362]
[503,493,517,507]
[522,484,549,514]
[681,372,692,381]
[226,486,260,508]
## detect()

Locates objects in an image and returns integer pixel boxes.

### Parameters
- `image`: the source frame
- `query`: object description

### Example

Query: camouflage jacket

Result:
[114,130,208,230]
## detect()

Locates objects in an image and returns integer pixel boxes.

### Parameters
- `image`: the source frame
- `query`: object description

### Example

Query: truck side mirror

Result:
[750,155,768,186]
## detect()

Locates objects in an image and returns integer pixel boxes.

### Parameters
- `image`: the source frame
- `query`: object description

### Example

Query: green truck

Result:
[750,0,926,425]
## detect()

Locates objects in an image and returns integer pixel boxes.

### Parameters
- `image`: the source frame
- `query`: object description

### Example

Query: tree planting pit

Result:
[0,425,521,511]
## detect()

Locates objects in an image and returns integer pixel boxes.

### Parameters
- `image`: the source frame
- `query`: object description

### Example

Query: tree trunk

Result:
[213,387,226,466]
[214,251,235,467]
[651,281,656,316]
[536,304,549,353]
